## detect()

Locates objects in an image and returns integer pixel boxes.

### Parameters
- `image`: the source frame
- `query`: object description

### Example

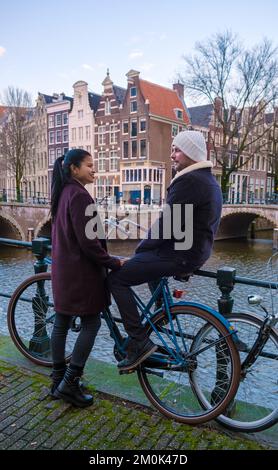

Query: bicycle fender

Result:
[173,301,240,343]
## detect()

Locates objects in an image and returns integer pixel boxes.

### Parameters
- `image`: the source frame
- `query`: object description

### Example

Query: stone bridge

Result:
[0,202,277,242]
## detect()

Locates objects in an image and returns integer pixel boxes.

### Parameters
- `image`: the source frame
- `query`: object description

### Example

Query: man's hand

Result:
[119,257,129,266]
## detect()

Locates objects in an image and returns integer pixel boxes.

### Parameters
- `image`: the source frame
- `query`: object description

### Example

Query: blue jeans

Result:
[107,250,186,342]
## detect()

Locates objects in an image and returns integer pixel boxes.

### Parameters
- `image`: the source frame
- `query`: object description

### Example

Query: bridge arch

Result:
[34,215,52,239]
[218,207,276,240]
[0,213,25,240]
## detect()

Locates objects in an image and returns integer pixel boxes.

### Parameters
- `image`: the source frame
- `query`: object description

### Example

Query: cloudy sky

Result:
[1,0,277,105]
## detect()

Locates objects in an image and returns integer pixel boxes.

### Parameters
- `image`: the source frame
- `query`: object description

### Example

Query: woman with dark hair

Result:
[50,149,123,407]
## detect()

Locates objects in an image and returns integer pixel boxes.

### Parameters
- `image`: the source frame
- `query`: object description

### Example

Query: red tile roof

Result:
[139,80,190,125]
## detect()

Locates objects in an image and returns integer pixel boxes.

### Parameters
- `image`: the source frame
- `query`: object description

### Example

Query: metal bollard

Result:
[29,237,51,356]
[32,237,50,275]
[217,267,236,316]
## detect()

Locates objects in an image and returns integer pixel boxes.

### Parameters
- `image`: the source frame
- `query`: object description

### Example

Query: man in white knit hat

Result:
[108,130,222,371]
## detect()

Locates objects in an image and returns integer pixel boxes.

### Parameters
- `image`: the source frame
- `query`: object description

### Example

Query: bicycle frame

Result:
[101,276,240,372]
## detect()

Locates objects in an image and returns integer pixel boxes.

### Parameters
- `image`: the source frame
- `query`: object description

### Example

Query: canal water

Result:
[0,233,277,364]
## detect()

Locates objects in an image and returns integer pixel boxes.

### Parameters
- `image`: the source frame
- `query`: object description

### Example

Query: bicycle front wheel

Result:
[137,305,241,425]
[216,312,278,433]
[7,272,73,367]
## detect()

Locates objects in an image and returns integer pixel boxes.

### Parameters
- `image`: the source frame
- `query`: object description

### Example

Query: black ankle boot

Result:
[50,367,66,398]
[53,367,93,408]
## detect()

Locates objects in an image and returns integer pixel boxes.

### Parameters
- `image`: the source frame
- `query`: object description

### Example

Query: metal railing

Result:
[0,237,277,317]
[222,192,278,205]
[0,188,50,205]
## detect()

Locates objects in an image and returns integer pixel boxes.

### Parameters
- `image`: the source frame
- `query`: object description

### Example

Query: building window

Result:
[56,147,62,158]
[123,141,129,159]
[131,120,137,137]
[140,139,146,158]
[130,87,137,97]
[110,124,117,144]
[105,99,111,115]
[56,114,62,126]
[63,129,68,143]
[71,128,76,142]
[56,130,62,143]
[78,110,83,119]
[63,147,68,154]
[123,121,129,134]
[175,109,183,120]
[49,131,55,144]
[98,126,106,146]
[140,119,146,132]
[172,124,178,137]
[49,148,55,165]
[78,127,83,140]
[63,112,68,125]
[98,152,106,172]
[110,151,118,171]
[130,101,137,113]
[48,115,54,128]
[85,126,90,140]
[131,140,137,158]
[86,145,91,153]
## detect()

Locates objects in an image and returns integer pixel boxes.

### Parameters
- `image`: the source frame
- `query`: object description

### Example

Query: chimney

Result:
[173,82,184,99]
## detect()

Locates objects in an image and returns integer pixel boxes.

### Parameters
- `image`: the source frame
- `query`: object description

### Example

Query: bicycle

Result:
[7,270,241,426]
[211,252,278,433]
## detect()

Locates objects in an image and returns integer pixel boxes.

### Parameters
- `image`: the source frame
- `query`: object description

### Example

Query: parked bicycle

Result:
[214,252,278,433]
[7,269,241,426]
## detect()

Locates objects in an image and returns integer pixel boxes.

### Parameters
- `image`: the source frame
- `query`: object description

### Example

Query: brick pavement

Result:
[0,359,269,451]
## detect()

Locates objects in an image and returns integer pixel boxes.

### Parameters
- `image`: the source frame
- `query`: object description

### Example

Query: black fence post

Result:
[217,266,236,316]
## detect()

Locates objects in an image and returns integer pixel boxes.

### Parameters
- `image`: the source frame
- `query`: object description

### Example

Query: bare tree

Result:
[178,31,278,194]
[0,87,33,201]
[267,108,278,199]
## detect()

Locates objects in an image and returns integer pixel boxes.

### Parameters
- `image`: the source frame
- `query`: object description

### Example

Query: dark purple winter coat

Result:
[51,178,121,316]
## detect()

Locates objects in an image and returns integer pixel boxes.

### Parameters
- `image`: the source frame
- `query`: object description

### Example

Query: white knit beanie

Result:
[172,130,207,162]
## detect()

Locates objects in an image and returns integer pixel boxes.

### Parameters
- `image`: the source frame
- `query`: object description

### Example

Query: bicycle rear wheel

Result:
[7,272,73,367]
[137,305,240,425]
[216,312,278,432]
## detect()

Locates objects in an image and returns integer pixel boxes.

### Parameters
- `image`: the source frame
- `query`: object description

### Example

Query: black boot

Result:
[53,366,93,408]
[50,367,66,398]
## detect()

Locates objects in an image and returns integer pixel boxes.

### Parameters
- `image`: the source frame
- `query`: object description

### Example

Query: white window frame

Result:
[48,115,54,128]
[62,112,68,126]
[130,87,137,97]
[110,150,118,171]
[49,131,55,145]
[63,128,68,143]
[130,101,137,113]
[130,120,137,138]
[171,124,178,138]
[105,99,111,115]
[139,119,146,132]
[55,113,62,127]
[110,124,117,144]
[122,121,129,135]
[123,141,129,159]
[49,148,55,165]
[98,152,106,172]
[140,139,147,158]
[98,126,106,146]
